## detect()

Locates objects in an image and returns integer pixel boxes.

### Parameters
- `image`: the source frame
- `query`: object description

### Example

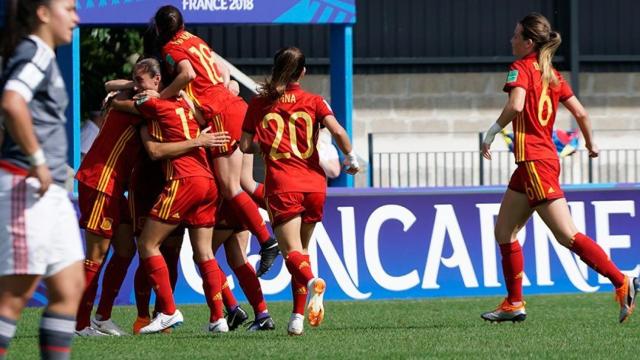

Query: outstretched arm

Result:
[140,125,230,160]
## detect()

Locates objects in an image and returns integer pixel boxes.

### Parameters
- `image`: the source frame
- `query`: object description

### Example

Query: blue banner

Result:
[76,0,356,25]
[29,185,640,306]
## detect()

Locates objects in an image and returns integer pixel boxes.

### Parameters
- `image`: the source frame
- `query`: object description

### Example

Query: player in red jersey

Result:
[74,92,143,337]
[112,58,229,334]
[152,5,280,277]
[480,13,639,323]
[240,47,359,335]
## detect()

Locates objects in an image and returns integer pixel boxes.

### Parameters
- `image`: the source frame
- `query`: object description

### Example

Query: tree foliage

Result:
[80,27,144,119]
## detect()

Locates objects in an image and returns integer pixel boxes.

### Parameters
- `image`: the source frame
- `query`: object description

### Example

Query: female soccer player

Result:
[152,5,280,277]
[113,58,228,334]
[240,47,359,335]
[481,13,639,323]
[0,0,84,358]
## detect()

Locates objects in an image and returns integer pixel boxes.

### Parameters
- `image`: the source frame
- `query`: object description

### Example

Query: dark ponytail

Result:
[154,5,184,45]
[259,47,305,102]
[2,0,51,65]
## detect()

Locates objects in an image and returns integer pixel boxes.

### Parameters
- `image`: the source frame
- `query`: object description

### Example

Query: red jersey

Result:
[503,52,574,163]
[242,84,334,194]
[135,96,212,181]
[76,109,143,195]
[162,30,236,116]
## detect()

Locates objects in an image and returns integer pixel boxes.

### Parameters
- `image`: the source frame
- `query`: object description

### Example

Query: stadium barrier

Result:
[29,184,640,305]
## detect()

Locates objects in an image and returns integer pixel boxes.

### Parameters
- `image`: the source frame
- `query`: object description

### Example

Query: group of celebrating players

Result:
[72,5,359,337]
[0,1,638,359]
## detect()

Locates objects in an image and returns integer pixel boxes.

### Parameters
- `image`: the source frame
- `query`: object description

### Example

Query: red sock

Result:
[289,274,307,315]
[95,255,132,320]
[228,192,271,244]
[142,256,176,315]
[133,264,151,318]
[219,267,238,312]
[197,259,223,322]
[249,183,266,210]
[500,242,524,304]
[285,251,314,285]
[571,232,625,288]
[232,262,267,315]
[76,259,102,330]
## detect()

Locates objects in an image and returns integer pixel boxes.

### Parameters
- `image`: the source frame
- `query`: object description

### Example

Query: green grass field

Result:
[8,293,639,359]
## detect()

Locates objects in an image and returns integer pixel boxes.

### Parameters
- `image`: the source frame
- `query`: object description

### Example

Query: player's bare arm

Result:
[160,60,195,99]
[562,96,598,158]
[481,86,526,160]
[140,125,230,160]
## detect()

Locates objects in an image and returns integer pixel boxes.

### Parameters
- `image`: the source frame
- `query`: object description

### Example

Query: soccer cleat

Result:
[91,317,127,336]
[226,306,249,331]
[615,276,640,323]
[481,298,527,323]
[139,310,183,334]
[306,277,326,327]
[74,326,109,337]
[247,315,275,331]
[132,316,151,335]
[208,318,229,333]
[287,313,304,336]
[256,238,280,277]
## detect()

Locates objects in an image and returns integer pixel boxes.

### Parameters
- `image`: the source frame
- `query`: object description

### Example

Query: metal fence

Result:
[368,148,640,188]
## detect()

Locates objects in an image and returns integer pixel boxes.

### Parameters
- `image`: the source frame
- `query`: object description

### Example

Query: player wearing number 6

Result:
[480,13,639,324]
[240,47,359,335]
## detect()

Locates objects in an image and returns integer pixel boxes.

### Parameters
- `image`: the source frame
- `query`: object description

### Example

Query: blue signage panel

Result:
[30,185,640,307]
[76,0,356,25]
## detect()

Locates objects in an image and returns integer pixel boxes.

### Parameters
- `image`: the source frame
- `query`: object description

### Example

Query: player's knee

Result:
[494,226,513,244]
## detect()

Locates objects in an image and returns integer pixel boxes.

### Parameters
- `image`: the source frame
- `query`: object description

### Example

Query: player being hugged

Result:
[152,5,280,277]
[240,47,359,336]
[111,58,229,334]
[480,13,639,323]
[0,1,84,358]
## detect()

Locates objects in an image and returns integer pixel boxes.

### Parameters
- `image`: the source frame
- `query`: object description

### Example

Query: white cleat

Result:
[91,317,127,336]
[139,310,183,334]
[74,326,109,337]
[306,277,326,327]
[287,313,304,336]
[208,318,229,333]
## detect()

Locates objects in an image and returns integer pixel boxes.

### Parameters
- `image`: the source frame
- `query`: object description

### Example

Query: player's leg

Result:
[239,153,266,209]
[75,231,110,334]
[214,149,278,277]
[481,188,533,323]
[42,262,84,359]
[93,223,135,335]
[0,275,41,358]
[212,229,248,330]
[300,193,326,329]
[190,227,228,333]
[224,231,273,331]
[536,197,636,322]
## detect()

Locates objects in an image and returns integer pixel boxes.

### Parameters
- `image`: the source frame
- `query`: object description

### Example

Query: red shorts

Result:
[508,159,565,207]
[78,182,130,239]
[149,176,218,228]
[266,192,326,227]
[215,200,247,232]
[204,97,247,158]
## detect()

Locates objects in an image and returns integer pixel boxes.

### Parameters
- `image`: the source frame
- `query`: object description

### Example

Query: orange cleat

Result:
[306,278,326,327]
[133,316,150,335]
[615,276,639,323]
[481,298,526,323]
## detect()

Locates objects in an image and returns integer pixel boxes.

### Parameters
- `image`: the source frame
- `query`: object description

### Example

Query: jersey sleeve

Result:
[242,98,261,134]
[503,61,529,93]
[3,45,49,103]
[316,97,334,122]
[134,96,159,120]
[556,73,575,102]
[163,44,191,72]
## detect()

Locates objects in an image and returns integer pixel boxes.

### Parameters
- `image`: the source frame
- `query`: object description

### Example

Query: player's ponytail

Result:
[2,0,51,67]
[519,13,561,87]
[154,5,184,45]
[260,47,306,102]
